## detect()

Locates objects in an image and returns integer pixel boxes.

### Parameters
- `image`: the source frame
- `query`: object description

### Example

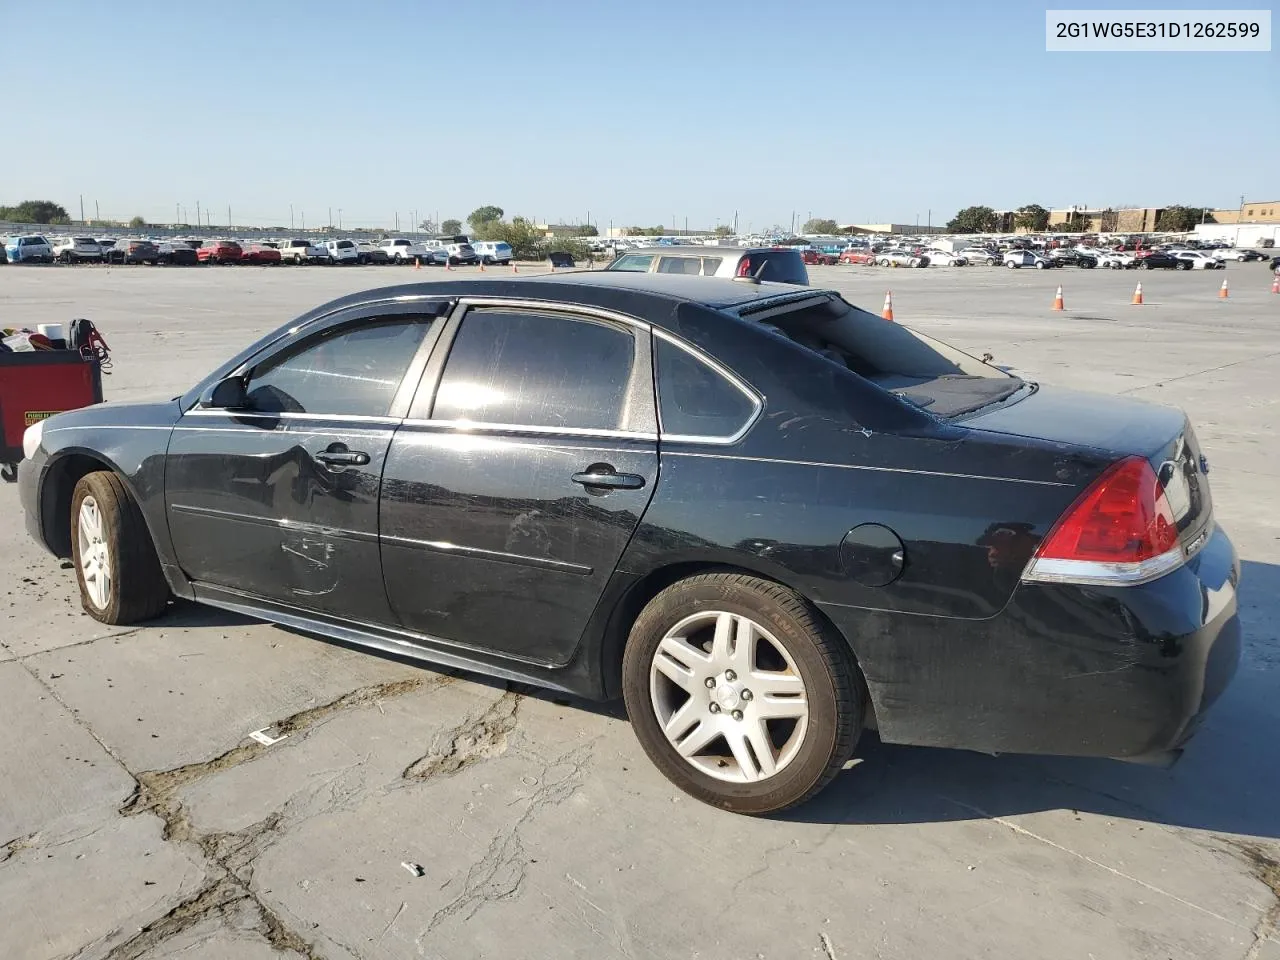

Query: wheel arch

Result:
[593,559,876,729]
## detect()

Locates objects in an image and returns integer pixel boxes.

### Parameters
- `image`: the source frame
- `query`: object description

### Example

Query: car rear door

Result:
[379,301,659,666]
[166,301,449,623]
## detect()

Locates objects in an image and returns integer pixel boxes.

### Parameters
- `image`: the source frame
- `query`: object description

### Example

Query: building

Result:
[1209,201,1280,225]
[838,223,947,235]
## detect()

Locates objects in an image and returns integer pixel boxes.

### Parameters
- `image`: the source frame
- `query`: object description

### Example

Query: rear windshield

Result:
[741,294,1022,418]
[738,251,808,284]
[336,240,354,248]
[74,237,96,244]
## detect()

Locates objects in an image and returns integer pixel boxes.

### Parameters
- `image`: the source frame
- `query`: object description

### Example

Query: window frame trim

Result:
[408,297,658,440]
[651,328,763,446]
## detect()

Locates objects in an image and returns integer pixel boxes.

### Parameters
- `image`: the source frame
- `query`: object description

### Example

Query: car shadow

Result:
[783,559,1280,840]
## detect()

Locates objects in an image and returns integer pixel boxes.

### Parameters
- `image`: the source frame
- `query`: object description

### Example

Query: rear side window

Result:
[246,317,432,417]
[431,309,634,432]
[657,256,702,275]
[654,336,757,441]
[610,254,654,272]
[701,257,723,274]
[740,252,809,284]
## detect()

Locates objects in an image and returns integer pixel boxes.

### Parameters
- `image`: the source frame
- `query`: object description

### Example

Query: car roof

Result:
[302,274,823,320]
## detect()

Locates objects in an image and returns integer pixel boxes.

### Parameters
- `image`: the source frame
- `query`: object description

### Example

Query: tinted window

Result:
[247,317,431,417]
[655,337,756,440]
[740,252,808,284]
[609,254,654,272]
[657,255,702,275]
[701,257,723,274]
[432,309,633,431]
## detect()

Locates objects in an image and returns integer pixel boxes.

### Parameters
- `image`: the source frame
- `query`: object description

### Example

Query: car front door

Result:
[379,303,659,666]
[165,302,447,623]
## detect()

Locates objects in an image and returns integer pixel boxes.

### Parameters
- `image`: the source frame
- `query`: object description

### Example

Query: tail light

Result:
[737,258,752,277]
[1022,456,1183,586]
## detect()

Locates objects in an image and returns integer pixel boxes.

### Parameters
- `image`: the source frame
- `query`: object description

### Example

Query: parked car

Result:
[1171,251,1225,270]
[837,249,876,265]
[800,249,838,266]
[1137,252,1191,270]
[322,239,360,265]
[52,237,104,263]
[1004,250,1053,269]
[198,240,243,265]
[1094,251,1135,269]
[16,273,1240,815]
[921,249,967,267]
[277,239,325,264]
[1220,249,1265,262]
[355,241,390,265]
[1271,255,1280,272]
[4,235,53,263]
[605,246,810,284]
[1048,248,1094,268]
[957,247,1000,266]
[107,239,160,265]
[446,242,479,266]
[472,241,514,265]
[877,250,926,268]
[157,240,200,266]
[241,243,282,265]
[379,238,430,265]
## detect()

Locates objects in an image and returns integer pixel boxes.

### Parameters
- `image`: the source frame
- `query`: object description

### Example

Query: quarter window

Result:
[246,317,432,417]
[656,256,701,275]
[610,254,654,272]
[431,309,634,431]
[655,336,757,441]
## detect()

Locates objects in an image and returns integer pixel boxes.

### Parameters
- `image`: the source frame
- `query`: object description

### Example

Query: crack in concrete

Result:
[1222,839,1280,959]
[402,689,521,782]
[418,743,591,940]
[98,674,453,959]
[0,832,41,865]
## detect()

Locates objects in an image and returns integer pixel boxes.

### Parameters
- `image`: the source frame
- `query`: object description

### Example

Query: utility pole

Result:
[328,207,333,229]
[228,205,232,229]
[733,210,738,234]
[95,200,100,222]
[175,202,179,225]
[290,204,294,231]
[80,195,85,223]
[196,201,201,229]
[338,209,343,230]
[395,212,400,232]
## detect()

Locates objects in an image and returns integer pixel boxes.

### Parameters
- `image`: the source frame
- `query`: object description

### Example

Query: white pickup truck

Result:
[378,238,431,264]
[276,238,326,264]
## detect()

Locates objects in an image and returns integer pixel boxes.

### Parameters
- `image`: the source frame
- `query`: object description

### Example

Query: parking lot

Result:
[2,263,1278,960]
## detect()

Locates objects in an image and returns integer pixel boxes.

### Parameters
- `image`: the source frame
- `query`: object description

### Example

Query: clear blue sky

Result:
[6,1,1276,230]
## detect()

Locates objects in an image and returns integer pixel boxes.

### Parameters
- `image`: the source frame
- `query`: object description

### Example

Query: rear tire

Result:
[622,573,862,815]
[71,472,170,625]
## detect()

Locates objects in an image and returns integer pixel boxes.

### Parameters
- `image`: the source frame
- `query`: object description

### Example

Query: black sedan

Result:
[157,239,200,266]
[1137,252,1192,270]
[106,239,160,265]
[16,274,1241,814]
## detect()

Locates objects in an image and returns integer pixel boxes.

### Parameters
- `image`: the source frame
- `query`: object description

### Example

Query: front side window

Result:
[654,336,757,441]
[431,309,634,431]
[246,317,432,417]
[609,254,654,272]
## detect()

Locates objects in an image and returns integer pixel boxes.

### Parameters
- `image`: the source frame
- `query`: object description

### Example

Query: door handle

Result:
[572,469,645,491]
[314,444,370,467]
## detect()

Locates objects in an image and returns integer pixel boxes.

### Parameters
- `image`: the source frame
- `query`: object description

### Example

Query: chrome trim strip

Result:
[192,583,568,672]
[381,534,593,575]
[663,450,1071,486]
[651,328,763,446]
[182,409,400,425]
[1020,546,1185,587]
[399,417,657,441]
[454,296,651,333]
[44,424,172,434]
[170,503,380,543]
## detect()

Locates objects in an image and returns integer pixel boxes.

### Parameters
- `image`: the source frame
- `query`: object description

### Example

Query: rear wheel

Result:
[71,472,170,625]
[1140,260,1151,269]
[1006,260,1017,269]
[622,573,862,815]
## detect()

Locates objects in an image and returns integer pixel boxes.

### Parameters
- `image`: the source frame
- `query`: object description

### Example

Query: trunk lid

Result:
[964,385,1214,549]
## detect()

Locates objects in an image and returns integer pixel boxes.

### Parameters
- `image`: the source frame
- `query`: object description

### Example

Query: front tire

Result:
[71,472,170,625]
[622,573,862,815]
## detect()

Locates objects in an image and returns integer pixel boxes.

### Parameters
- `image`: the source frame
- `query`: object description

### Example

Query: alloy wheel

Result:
[77,495,112,610]
[649,610,808,784]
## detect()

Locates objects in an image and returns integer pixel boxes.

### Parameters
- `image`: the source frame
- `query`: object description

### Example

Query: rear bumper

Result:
[821,523,1241,760]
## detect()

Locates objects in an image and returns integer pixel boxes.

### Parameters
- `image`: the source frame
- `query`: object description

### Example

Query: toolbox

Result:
[0,350,104,480]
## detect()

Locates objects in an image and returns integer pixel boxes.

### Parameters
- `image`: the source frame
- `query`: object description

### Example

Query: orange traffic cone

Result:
[1131,282,1144,305]
[1218,277,1229,299]
[881,291,894,322]
[1271,274,1279,294]
[414,257,421,271]
[445,260,453,271]
[1051,285,1064,311]
[512,262,519,273]
[479,261,486,272]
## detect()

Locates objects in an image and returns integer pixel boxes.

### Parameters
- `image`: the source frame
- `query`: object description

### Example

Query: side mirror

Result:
[202,375,249,410]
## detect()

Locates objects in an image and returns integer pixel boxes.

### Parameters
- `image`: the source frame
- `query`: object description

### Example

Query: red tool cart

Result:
[0,351,104,481]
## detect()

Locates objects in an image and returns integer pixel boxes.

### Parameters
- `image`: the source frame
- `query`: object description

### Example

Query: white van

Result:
[472,240,513,265]
[322,239,359,265]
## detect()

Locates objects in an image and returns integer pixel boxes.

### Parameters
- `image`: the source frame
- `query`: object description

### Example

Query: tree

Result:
[802,217,840,234]
[626,225,666,236]
[1014,204,1050,232]
[441,219,463,236]
[467,206,504,231]
[1156,205,1214,232]
[713,225,734,237]
[946,206,998,233]
[0,200,71,224]
[575,224,598,237]
[129,216,147,229]
[418,218,437,234]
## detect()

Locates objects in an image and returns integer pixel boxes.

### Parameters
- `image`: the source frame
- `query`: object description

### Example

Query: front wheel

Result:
[1006,261,1017,269]
[71,472,170,624]
[1140,260,1151,269]
[622,573,862,815]
[1035,261,1046,269]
